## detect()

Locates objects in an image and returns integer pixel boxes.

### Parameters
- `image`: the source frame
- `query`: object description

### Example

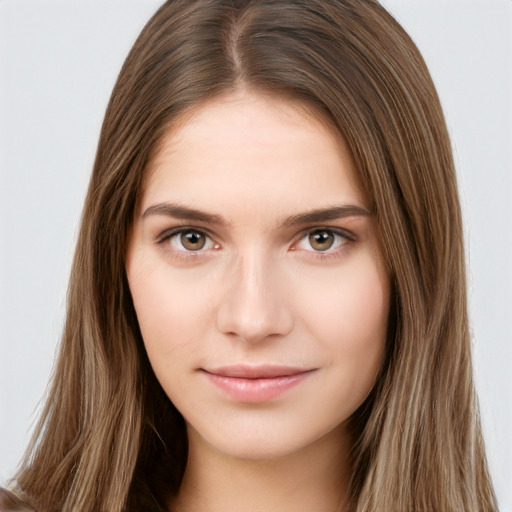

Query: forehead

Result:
[141,91,366,222]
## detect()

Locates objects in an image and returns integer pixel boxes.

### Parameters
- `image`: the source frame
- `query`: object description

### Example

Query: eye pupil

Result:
[309,230,335,251]
[180,230,206,251]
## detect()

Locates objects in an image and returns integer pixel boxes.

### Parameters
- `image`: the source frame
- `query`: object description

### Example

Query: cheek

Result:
[127,260,213,374]
[300,252,389,387]
[301,251,388,330]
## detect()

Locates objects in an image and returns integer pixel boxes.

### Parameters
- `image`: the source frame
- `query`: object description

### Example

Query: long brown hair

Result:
[13,1,497,511]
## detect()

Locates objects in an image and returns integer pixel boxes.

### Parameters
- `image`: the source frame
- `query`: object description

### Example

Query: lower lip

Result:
[204,372,311,403]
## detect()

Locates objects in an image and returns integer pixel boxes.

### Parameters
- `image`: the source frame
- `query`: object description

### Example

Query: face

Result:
[126,91,389,461]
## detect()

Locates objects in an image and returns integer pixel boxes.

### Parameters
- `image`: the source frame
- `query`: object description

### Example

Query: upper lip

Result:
[203,365,313,379]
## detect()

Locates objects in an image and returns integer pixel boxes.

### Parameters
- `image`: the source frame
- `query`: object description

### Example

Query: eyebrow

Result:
[141,202,372,226]
[281,204,372,227]
[142,203,227,225]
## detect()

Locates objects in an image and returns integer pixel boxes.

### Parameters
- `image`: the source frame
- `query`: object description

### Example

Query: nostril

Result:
[216,289,293,343]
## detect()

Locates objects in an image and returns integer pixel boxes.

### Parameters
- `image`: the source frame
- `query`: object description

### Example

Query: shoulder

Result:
[0,488,36,512]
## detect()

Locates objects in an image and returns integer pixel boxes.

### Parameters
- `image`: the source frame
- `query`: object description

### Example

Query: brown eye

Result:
[180,230,207,251]
[308,230,336,251]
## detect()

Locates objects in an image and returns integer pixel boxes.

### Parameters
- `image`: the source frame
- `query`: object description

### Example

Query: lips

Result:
[202,365,314,402]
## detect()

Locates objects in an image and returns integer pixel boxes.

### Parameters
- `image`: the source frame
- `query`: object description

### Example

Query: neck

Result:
[170,425,351,512]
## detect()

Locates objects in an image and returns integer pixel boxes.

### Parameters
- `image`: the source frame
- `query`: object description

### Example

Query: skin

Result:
[126,90,390,512]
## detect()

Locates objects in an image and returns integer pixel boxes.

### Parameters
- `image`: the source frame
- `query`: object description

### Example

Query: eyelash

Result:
[292,228,355,259]
[156,226,219,260]
[156,226,356,260]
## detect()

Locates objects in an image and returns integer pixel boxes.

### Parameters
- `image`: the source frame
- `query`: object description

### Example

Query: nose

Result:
[216,250,294,344]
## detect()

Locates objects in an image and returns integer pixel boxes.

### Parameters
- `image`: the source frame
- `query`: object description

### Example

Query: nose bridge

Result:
[216,245,293,343]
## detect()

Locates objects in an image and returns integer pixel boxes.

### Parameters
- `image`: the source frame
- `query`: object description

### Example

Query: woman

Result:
[1,0,498,511]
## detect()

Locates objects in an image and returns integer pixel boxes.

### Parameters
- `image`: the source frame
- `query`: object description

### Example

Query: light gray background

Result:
[1,0,511,509]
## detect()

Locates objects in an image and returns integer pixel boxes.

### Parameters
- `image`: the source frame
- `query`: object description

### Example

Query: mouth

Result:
[202,365,316,403]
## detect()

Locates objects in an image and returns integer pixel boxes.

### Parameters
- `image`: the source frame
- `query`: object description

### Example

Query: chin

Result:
[219,440,301,461]
[188,417,346,462]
